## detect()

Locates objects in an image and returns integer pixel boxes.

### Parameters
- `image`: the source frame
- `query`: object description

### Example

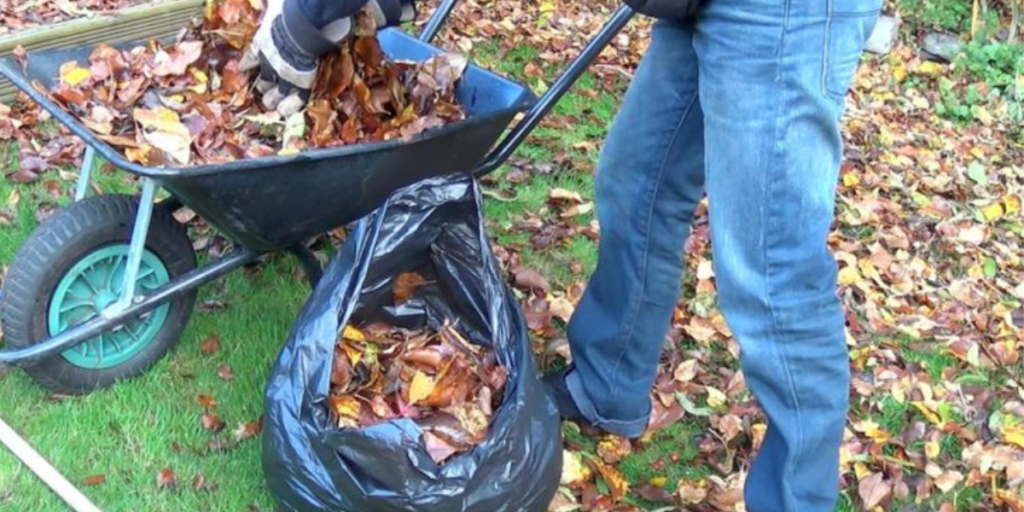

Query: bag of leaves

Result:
[261,173,563,512]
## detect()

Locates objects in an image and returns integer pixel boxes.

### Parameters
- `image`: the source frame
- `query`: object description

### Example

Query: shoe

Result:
[541,366,584,421]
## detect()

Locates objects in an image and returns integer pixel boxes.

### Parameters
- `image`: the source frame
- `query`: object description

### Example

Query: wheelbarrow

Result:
[0,0,635,395]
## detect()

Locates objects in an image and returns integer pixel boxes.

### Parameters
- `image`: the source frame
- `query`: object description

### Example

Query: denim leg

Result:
[565,19,706,438]
[693,0,880,511]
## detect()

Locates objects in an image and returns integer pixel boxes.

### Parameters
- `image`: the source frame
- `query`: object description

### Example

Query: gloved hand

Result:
[240,0,416,117]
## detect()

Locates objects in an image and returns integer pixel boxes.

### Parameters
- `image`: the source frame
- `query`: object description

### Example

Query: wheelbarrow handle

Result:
[418,0,459,43]
[475,4,636,176]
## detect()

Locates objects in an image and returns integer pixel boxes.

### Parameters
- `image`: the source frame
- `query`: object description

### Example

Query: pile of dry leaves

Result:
[34,0,468,168]
[0,0,156,36]
[326,274,508,465]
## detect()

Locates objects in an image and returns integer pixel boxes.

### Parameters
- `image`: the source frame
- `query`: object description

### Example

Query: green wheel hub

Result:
[48,245,171,369]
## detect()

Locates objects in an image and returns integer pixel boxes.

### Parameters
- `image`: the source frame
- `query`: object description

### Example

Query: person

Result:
[245,0,881,510]
[540,1,882,511]
[240,0,416,116]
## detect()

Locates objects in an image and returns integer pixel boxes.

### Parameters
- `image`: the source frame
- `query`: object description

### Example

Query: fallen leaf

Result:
[513,267,551,292]
[676,479,709,505]
[197,395,216,409]
[201,413,225,433]
[217,364,235,380]
[408,370,437,405]
[393,272,428,305]
[200,335,220,355]
[858,472,892,509]
[82,475,106,486]
[156,468,176,489]
[423,431,459,464]
[596,436,632,464]
[234,417,262,441]
[133,107,193,165]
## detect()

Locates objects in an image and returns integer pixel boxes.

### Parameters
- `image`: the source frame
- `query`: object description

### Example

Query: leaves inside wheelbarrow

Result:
[327,319,507,465]
[41,3,469,168]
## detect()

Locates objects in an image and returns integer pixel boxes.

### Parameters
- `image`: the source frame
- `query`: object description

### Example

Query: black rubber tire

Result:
[0,194,198,395]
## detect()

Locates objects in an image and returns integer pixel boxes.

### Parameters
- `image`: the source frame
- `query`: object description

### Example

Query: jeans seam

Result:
[607,91,699,403]
[768,0,806,509]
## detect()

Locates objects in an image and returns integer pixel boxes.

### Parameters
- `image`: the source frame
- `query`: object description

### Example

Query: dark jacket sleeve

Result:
[623,0,704,21]
[297,0,370,29]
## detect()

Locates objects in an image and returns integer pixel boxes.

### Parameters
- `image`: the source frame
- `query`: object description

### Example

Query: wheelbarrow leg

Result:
[74,146,96,202]
[288,244,323,288]
[104,178,158,318]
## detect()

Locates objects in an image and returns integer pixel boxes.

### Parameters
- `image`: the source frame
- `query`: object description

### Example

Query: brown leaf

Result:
[513,267,551,292]
[82,475,106,486]
[423,431,460,464]
[199,335,220,355]
[676,479,709,505]
[220,59,248,93]
[234,417,262,441]
[191,473,209,492]
[590,458,629,503]
[197,394,216,409]
[201,413,225,433]
[156,468,176,489]
[217,364,236,380]
[596,436,632,464]
[152,41,204,76]
[858,472,892,509]
[393,272,429,305]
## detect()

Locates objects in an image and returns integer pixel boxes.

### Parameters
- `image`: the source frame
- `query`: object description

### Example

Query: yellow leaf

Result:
[326,395,361,419]
[854,462,872,480]
[560,450,591,487]
[838,266,862,286]
[125,146,151,164]
[1004,194,1021,215]
[591,458,630,502]
[650,476,667,488]
[539,0,556,13]
[917,61,943,76]
[975,106,994,126]
[342,325,366,342]
[191,69,209,83]
[1002,425,1024,449]
[912,401,943,426]
[843,172,860,187]
[7,188,20,209]
[408,371,436,404]
[705,386,727,408]
[865,427,890,444]
[982,202,1004,222]
[892,63,908,83]
[925,441,941,459]
[62,67,91,86]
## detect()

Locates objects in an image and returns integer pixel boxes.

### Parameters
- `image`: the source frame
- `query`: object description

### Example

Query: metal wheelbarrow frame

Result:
[0,0,634,393]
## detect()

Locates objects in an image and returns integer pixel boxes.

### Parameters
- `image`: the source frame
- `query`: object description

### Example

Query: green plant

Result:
[898,0,974,31]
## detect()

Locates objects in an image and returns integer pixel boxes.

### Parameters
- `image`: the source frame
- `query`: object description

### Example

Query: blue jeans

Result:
[564,1,881,511]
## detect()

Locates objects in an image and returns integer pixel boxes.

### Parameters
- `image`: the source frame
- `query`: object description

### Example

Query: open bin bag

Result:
[261,173,563,512]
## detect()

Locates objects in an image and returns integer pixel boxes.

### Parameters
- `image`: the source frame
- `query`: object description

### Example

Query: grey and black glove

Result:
[240,0,415,117]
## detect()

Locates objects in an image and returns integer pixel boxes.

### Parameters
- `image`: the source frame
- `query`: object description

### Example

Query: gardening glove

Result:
[240,0,416,117]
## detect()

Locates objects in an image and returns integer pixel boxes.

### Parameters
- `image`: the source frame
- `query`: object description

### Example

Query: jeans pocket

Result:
[822,1,881,107]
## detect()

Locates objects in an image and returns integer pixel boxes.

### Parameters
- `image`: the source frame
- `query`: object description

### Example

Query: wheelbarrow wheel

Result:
[0,194,197,394]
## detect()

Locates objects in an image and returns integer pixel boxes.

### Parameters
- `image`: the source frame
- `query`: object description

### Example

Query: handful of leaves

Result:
[37,0,468,168]
[328,314,507,465]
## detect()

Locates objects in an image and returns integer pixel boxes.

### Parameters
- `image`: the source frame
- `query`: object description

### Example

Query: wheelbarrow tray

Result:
[0,29,535,251]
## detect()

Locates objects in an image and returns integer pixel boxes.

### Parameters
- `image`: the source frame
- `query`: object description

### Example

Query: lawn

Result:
[2,0,1023,510]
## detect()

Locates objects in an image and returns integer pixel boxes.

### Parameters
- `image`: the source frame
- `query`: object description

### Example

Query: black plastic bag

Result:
[261,173,563,512]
